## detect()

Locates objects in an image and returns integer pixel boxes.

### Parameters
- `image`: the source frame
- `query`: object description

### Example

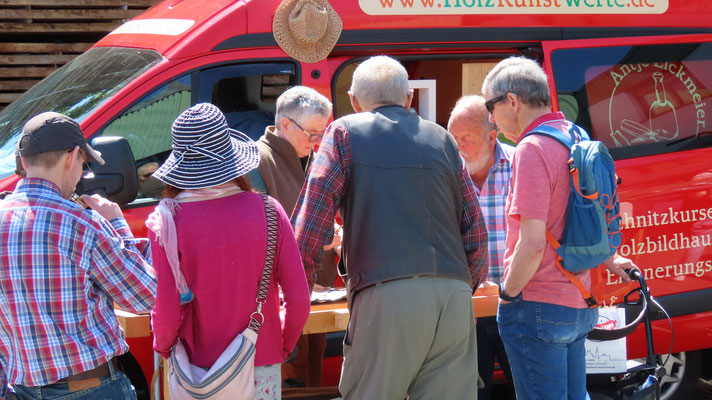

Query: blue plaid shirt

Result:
[474,141,514,285]
[0,178,156,388]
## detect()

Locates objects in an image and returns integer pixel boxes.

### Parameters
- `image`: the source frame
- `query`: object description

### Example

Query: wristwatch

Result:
[499,283,521,301]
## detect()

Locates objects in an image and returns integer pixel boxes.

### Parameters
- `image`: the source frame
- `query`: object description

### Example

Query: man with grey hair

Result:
[251,85,332,213]
[448,94,515,400]
[482,56,635,399]
[293,55,487,399]
[248,85,337,388]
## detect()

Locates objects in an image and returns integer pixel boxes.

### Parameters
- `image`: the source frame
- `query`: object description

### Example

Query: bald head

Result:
[448,95,498,184]
[448,95,497,135]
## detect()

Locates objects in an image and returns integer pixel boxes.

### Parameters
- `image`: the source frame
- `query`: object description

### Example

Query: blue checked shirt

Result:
[474,141,514,285]
[0,178,157,387]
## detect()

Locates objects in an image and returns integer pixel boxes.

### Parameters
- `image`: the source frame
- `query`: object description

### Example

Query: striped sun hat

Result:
[152,103,260,189]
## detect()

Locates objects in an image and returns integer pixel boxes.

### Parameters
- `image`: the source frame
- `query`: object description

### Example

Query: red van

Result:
[1,1,712,398]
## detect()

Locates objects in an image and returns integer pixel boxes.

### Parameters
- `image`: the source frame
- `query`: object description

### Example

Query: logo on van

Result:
[585,61,709,149]
[359,0,668,15]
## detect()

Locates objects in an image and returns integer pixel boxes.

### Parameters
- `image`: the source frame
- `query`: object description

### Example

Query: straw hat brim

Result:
[273,0,342,64]
[153,129,259,190]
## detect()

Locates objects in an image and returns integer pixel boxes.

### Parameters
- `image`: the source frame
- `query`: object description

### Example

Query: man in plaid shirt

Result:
[448,95,515,400]
[292,56,487,399]
[0,112,157,399]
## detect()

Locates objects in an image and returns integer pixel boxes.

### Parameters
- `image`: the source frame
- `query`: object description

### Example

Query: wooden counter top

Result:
[116,285,500,337]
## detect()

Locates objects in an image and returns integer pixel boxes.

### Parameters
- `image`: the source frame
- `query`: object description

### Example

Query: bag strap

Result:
[523,120,589,149]
[248,194,279,334]
[547,230,599,308]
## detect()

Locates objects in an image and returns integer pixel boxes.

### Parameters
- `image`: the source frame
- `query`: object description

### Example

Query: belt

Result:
[57,358,118,383]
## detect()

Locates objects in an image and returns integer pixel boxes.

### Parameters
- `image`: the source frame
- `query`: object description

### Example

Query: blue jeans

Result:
[497,299,598,400]
[12,361,136,400]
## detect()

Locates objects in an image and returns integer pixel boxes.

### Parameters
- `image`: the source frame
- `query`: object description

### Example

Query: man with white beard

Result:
[448,94,515,400]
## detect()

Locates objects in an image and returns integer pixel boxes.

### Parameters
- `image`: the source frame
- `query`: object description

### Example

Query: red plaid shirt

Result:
[292,119,488,290]
[0,178,156,388]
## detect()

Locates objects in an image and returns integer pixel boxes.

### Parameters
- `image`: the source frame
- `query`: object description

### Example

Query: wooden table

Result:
[115,284,500,338]
[301,284,499,334]
[117,285,500,399]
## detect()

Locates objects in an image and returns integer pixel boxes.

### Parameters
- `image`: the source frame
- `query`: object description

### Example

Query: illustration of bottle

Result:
[649,72,679,141]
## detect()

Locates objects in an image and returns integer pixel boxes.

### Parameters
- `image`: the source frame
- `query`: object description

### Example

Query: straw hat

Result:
[273,0,342,64]
[152,103,260,189]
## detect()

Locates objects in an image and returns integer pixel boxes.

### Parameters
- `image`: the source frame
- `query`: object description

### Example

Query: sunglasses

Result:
[70,148,92,174]
[485,94,508,114]
[289,118,324,143]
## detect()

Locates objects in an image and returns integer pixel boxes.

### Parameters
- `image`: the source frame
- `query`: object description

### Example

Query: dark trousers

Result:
[477,316,515,400]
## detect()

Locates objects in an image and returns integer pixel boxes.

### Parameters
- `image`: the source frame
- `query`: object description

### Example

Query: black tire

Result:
[116,352,151,400]
[656,351,702,400]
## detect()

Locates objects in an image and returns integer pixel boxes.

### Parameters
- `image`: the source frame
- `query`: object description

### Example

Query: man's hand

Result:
[478,280,498,289]
[323,223,342,251]
[80,194,123,221]
[603,253,635,283]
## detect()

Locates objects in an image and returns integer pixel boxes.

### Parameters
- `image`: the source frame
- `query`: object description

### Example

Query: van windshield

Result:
[0,47,162,179]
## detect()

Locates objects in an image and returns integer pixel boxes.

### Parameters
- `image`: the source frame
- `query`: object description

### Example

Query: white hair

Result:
[482,56,550,108]
[275,86,332,127]
[450,94,497,134]
[350,56,409,110]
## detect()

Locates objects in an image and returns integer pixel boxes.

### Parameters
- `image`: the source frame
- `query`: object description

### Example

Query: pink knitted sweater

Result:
[150,191,310,367]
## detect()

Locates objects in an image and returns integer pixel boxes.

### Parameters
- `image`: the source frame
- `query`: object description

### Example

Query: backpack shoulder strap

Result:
[249,194,279,334]
[524,119,590,149]
[547,231,599,308]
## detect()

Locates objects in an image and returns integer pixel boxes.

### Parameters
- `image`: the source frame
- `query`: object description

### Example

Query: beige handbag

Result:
[167,195,278,400]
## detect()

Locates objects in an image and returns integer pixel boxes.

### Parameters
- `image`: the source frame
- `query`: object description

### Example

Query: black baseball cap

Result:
[18,112,105,165]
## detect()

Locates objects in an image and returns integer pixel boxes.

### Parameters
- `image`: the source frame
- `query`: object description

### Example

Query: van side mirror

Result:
[76,136,138,204]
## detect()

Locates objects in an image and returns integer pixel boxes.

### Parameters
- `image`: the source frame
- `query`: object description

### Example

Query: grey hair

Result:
[350,56,409,110]
[482,56,550,108]
[451,94,497,134]
[275,86,332,127]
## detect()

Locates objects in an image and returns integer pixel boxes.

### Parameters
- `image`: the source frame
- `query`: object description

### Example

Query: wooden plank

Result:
[462,61,499,97]
[0,0,158,6]
[0,22,120,33]
[302,285,501,335]
[0,54,76,65]
[0,42,91,53]
[0,8,142,20]
[303,308,349,335]
[114,310,151,339]
[0,93,22,103]
[283,387,341,399]
[0,67,58,77]
[0,80,41,90]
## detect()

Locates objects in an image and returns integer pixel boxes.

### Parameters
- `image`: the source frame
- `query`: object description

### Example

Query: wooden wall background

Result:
[0,0,162,111]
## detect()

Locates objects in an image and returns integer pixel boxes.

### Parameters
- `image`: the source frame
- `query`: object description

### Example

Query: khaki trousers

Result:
[339,276,478,400]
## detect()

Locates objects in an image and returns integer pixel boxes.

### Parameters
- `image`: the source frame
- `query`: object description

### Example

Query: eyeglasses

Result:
[288,118,324,143]
[73,149,91,174]
[484,94,508,113]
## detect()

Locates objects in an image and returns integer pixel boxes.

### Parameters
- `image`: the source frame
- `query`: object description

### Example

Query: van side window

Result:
[103,74,192,199]
[550,42,712,159]
[198,62,296,141]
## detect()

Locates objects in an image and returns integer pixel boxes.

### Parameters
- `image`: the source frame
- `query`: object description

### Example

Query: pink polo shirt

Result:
[503,112,591,309]
[150,191,310,367]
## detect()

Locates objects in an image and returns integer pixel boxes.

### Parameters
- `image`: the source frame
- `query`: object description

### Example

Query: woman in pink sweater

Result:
[148,103,310,399]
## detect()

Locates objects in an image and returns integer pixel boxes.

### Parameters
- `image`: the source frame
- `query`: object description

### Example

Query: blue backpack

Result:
[526,121,623,305]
